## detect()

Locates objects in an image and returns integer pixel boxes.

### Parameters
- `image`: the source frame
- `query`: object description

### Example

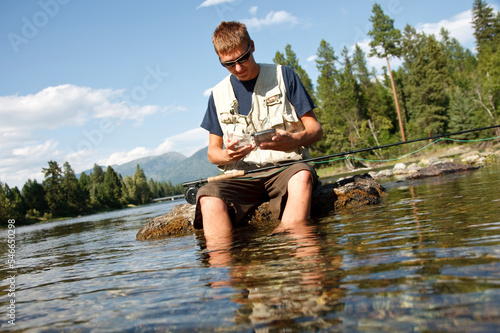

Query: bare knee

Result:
[288,170,312,190]
[199,195,228,213]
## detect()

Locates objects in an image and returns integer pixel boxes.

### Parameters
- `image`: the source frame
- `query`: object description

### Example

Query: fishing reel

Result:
[184,185,199,205]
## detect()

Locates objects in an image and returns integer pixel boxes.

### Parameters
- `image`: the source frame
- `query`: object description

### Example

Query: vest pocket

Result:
[261,87,282,121]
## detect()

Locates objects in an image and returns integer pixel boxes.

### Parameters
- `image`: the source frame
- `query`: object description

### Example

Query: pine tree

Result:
[103,166,123,208]
[0,182,26,224]
[406,35,450,138]
[273,44,315,101]
[439,28,478,90]
[472,0,500,135]
[133,164,150,205]
[123,175,136,204]
[42,161,65,216]
[22,179,47,217]
[77,172,91,212]
[352,44,395,155]
[338,46,364,151]
[368,3,406,141]
[472,0,500,54]
[89,164,105,207]
[314,39,342,156]
[61,162,80,214]
[448,86,478,139]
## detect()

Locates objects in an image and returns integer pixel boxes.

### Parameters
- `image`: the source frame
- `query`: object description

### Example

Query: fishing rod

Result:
[182,125,500,204]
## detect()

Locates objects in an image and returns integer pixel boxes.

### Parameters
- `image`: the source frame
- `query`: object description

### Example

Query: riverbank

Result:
[316,140,500,180]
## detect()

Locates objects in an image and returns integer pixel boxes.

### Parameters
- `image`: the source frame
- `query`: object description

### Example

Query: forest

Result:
[1,0,499,225]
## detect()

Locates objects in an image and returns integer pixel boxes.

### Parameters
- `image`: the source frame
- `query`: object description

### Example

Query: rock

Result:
[419,157,440,167]
[136,204,196,240]
[376,169,394,178]
[406,161,479,179]
[393,162,406,171]
[373,160,478,179]
[136,173,387,240]
[312,174,387,217]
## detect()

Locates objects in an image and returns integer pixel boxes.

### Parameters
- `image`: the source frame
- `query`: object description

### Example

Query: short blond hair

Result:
[212,21,251,55]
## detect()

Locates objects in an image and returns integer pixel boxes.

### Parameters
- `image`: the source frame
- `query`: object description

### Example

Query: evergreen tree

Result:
[368,2,406,141]
[91,163,105,185]
[61,162,79,214]
[90,164,105,207]
[133,164,150,205]
[352,44,371,87]
[406,35,450,138]
[448,86,479,139]
[273,44,315,101]
[314,39,341,156]
[439,28,478,90]
[0,182,26,224]
[472,0,500,54]
[148,179,160,199]
[103,166,123,208]
[472,0,500,135]
[352,44,395,155]
[22,179,47,217]
[123,175,136,204]
[337,46,364,152]
[77,172,91,212]
[42,161,65,216]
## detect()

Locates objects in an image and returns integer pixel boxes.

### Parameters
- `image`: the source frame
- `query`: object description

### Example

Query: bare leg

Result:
[199,196,234,266]
[280,170,313,225]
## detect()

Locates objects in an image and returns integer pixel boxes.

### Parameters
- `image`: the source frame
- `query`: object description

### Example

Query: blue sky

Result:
[0,0,493,188]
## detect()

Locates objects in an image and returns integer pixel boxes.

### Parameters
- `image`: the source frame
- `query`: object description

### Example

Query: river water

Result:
[1,165,500,332]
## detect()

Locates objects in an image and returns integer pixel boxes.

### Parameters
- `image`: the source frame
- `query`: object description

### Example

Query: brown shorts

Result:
[193,163,318,229]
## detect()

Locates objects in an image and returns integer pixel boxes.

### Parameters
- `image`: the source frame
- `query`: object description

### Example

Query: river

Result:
[1,165,499,332]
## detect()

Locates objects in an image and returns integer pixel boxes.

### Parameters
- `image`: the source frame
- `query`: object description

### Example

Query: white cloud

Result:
[0,84,170,133]
[307,55,317,62]
[249,6,258,15]
[415,10,474,50]
[242,11,299,30]
[0,84,186,187]
[99,127,208,167]
[197,0,236,9]
[12,140,61,158]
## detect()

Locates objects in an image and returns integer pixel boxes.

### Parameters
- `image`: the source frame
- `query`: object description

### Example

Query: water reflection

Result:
[198,219,345,330]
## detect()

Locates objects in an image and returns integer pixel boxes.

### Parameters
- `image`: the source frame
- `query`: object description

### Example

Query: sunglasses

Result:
[220,44,252,68]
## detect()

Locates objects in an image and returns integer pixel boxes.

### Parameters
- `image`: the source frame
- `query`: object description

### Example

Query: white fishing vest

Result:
[212,64,309,172]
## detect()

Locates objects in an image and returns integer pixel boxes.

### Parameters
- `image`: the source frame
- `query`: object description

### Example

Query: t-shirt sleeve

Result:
[281,65,316,118]
[200,92,223,137]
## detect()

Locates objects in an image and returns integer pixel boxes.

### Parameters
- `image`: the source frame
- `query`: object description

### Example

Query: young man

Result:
[195,21,323,245]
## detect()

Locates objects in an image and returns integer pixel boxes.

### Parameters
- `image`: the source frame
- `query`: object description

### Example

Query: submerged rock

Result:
[406,161,480,179]
[136,173,386,240]
[371,161,480,180]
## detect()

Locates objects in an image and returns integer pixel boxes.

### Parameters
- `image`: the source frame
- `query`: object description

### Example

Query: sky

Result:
[0,0,496,188]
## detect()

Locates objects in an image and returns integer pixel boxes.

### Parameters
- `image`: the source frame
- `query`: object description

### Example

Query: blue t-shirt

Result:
[200,65,315,137]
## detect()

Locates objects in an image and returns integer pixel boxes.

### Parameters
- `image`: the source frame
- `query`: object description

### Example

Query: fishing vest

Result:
[212,64,309,172]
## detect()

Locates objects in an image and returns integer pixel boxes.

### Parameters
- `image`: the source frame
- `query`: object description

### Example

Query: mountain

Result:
[111,151,187,181]
[81,147,220,185]
[163,146,221,184]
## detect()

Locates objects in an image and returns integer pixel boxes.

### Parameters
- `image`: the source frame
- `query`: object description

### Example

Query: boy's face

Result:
[218,41,259,81]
